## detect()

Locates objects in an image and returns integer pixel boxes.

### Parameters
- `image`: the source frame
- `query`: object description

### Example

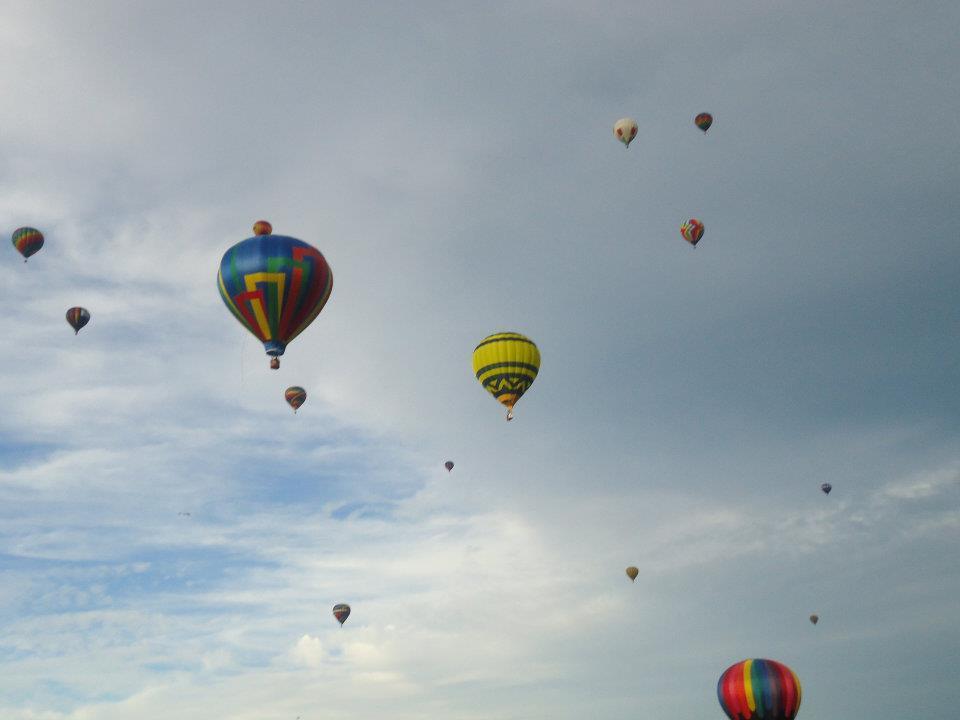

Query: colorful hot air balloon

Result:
[821,483,832,495]
[718,659,802,720]
[66,307,90,334]
[695,112,713,133]
[809,614,819,625]
[333,603,350,626]
[680,218,704,247]
[472,332,540,421]
[613,118,638,148]
[218,221,333,369]
[285,386,307,413]
[12,227,44,261]
[444,461,454,472]
[252,220,272,236]
[626,566,639,582]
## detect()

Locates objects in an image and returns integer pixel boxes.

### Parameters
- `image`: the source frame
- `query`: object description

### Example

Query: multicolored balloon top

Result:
[333,603,351,626]
[285,386,307,412]
[681,218,705,246]
[218,221,333,368]
[717,658,802,720]
[12,227,44,261]
[695,112,713,133]
[253,220,272,236]
[613,118,638,148]
[66,307,90,334]
[472,332,540,421]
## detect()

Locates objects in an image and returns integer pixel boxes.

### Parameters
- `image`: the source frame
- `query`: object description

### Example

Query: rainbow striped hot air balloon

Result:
[12,227,44,261]
[472,332,540,421]
[717,658,802,720]
[217,221,333,369]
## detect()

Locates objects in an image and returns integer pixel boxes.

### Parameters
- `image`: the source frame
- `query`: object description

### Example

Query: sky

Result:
[0,1,958,718]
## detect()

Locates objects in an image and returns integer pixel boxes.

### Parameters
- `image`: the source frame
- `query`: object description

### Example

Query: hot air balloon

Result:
[626,566,639,582]
[472,332,540,421]
[718,659,801,720]
[695,113,713,133]
[444,461,454,472]
[681,219,704,247]
[333,603,350,626]
[613,118,638,148]
[809,614,819,625]
[285,386,307,413]
[12,227,44,261]
[218,221,333,369]
[821,483,832,495]
[66,307,90,334]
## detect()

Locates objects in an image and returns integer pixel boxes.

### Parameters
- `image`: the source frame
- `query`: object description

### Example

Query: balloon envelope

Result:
[472,332,540,420]
[718,659,801,720]
[625,566,639,582]
[810,614,819,625]
[12,227,43,260]
[821,483,832,494]
[66,307,90,334]
[695,112,713,132]
[613,118,638,148]
[444,461,454,472]
[681,219,704,246]
[333,603,350,626]
[218,224,333,366]
[285,386,307,412]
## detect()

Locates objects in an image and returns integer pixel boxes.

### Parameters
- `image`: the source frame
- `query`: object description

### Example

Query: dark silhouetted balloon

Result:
[821,483,832,495]
[66,307,90,334]
[695,113,713,133]
[445,461,454,472]
[333,603,350,626]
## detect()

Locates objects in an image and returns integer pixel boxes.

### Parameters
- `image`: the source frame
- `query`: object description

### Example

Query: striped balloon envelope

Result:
[718,658,801,720]
[681,218,705,247]
[65,307,91,335]
[12,227,44,261]
[472,332,540,421]
[333,603,350,626]
[284,386,307,413]
[217,221,332,369]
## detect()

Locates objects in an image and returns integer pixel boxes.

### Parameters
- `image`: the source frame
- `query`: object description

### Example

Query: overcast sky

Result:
[1,1,958,718]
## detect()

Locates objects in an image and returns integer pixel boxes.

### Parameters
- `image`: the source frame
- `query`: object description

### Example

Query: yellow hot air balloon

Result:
[472,332,540,421]
[625,566,639,582]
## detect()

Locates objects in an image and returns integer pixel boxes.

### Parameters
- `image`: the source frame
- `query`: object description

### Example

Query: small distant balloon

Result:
[680,219,704,247]
[285,386,307,413]
[12,227,44,261]
[253,220,272,236]
[444,461,454,472]
[695,112,713,133]
[809,614,819,625]
[821,483,832,495]
[333,603,351,626]
[613,118,638,148]
[625,566,639,582]
[718,659,801,720]
[66,307,90,334]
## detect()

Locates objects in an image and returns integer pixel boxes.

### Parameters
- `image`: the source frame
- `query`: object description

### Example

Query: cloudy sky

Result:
[1,1,958,718]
